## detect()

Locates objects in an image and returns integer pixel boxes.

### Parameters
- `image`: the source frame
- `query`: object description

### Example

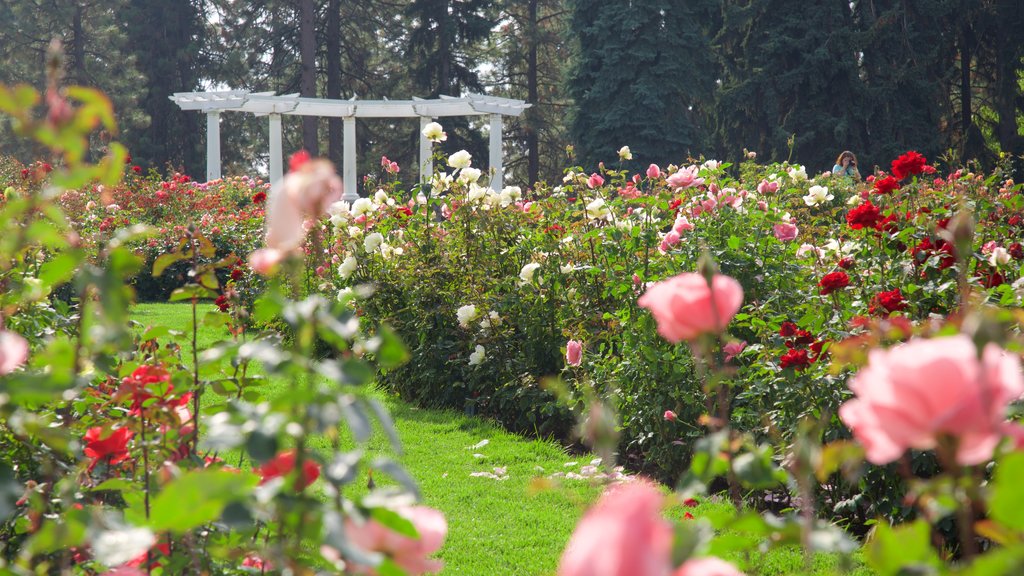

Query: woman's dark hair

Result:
[835,150,857,165]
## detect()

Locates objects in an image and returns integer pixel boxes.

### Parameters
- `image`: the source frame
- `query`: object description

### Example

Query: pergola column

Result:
[268,113,283,184]
[342,116,358,202]
[419,116,433,184]
[489,113,503,190]
[206,111,221,181]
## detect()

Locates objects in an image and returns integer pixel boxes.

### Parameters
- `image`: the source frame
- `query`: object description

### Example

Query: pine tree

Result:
[568,0,717,172]
[713,0,868,170]
[123,0,207,175]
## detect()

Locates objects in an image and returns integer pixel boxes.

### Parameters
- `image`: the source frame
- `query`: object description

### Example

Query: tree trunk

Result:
[300,0,319,155]
[71,3,87,84]
[526,0,539,187]
[437,0,450,95]
[327,0,342,165]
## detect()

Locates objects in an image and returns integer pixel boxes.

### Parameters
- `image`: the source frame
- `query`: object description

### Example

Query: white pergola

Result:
[169,90,531,202]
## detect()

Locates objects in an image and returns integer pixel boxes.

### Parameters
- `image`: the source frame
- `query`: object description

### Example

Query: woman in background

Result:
[832,150,861,180]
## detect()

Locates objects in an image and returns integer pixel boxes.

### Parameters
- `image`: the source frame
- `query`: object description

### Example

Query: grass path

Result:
[131,303,866,575]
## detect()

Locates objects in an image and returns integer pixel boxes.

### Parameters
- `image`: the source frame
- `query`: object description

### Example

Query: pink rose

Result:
[663,230,681,248]
[723,341,747,362]
[646,164,661,179]
[673,216,694,233]
[674,557,745,576]
[666,166,703,189]
[756,179,778,194]
[772,222,799,242]
[638,273,744,343]
[248,248,287,276]
[0,330,28,375]
[587,173,605,189]
[664,410,677,422]
[346,506,447,575]
[264,158,343,255]
[839,335,1024,465]
[566,340,583,367]
[558,481,673,576]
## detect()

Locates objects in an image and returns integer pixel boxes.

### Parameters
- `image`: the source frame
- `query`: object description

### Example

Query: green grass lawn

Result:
[131,303,868,575]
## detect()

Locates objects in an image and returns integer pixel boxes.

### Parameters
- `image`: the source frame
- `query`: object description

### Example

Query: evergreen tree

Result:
[405,0,496,165]
[852,0,959,167]
[713,0,868,170]
[0,0,147,163]
[568,0,717,172]
[486,0,573,187]
[123,0,207,175]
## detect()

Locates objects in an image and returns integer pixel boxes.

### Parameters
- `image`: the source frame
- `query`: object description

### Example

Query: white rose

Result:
[519,262,541,285]
[456,304,479,328]
[448,150,472,170]
[788,165,808,181]
[422,121,447,142]
[802,185,833,206]
[990,246,1011,267]
[363,232,384,253]
[617,146,632,160]
[467,183,487,203]
[586,198,611,220]
[468,344,486,365]
[458,167,482,184]
[374,189,389,204]
[339,255,357,279]
[351,197,374,217]
[501,186,522,202]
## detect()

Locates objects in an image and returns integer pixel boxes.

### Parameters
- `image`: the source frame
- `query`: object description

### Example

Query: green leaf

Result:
[169,284,218,302]
[990,452,1024,532]
[0,463,21,522]
[865,520,942,576]
[38,251,82,287]
[152,252,186,277]
[376,325,409,370]
[149,469,257,533]
[369,507,418,538]
[727,235,741,250]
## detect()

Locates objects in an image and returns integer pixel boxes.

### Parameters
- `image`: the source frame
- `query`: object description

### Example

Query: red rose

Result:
[778,321,798,337]
[83,427,133,470]
[214,294,230,312]
[252,191,267,204]
[780,348,811,370]
[794,328,816,347]
[891,151,927,180]
[1009,243,1023,260]
[818,271,850,295]
[289,150,311,173]
[983,270,1006,288]
[230,268,244,281]
[847,201,881,230]
[870,288,907,315]
[258,450,320,491]
[873,175,900,195]
[837,257,855,269]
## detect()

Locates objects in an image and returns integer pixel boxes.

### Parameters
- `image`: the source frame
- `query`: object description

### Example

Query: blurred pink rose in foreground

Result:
[346,506,447,575]
[638,273,744,343]
[0,330,28,374]
[674,557,745,576]
[566,340,583,366]
[254,155,344,275]
[839,334,1024,465]
[558,481,673,576]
